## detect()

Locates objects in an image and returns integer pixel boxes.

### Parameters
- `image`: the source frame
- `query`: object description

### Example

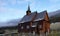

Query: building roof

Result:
[34,11,47,21]
[20,10,47,23]
[20,12,37,23]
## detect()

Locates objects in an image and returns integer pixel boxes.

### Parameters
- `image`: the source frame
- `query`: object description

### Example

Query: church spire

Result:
[26,5,31,15]
[27,5,30,11]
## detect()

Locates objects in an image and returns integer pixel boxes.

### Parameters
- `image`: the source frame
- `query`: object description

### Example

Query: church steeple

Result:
[27,5,31,11]
[26,5,31,15]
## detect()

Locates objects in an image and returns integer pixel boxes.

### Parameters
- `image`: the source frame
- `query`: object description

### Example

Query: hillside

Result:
[0,19,21,28]
[48,10,60,23]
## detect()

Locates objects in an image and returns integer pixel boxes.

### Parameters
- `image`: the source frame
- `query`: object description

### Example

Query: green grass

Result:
[49,31,60,36]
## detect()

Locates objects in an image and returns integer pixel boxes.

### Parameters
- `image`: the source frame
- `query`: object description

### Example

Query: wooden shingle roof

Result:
[20,12,37,23]
[34,11,47,21]
[20,10,47,23]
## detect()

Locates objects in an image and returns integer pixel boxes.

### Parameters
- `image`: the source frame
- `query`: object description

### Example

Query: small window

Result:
[27,25,29,29]
[39,25,42,28]
[21,26,23,29]
[32,22,38,27]
[32,25,36,27]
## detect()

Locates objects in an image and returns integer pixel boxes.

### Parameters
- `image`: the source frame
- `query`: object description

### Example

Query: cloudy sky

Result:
[0,0,60,22]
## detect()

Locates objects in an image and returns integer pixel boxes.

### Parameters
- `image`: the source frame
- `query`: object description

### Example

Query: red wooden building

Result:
[18,6,50,35]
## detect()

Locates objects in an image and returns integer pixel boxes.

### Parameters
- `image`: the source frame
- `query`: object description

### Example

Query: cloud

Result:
[16,0,35,6]
[44,3,60,12]
[48,0,60,3]
[0,0,36,7]
[0,6,25,22]
[0,0,17,6]
[0,0,8,6]
[9,0,17,5]
[0,7,25,15]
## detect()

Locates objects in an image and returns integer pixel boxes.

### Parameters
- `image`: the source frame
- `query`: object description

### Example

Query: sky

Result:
[0,0,60,22]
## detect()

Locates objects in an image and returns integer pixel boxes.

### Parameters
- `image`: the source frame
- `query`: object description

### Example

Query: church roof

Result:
[20,12,37,23]
[20,10,47,23]
[34,11,47,21]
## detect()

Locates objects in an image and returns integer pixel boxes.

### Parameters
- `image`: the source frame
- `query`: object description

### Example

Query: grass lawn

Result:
[49,31,60,36]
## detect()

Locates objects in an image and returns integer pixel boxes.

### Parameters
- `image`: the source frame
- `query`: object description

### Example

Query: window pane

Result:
[32,22,38,27]
[39,25,42,28]
[21,26,23,29]
[27,25,29,29]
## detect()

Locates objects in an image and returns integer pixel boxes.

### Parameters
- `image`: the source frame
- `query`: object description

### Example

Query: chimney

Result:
[26,5,31,15]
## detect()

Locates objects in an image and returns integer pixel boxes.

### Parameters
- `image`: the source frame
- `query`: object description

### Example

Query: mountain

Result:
[0,19,21,28]
[48,10,60,23]
[48,10,60,17]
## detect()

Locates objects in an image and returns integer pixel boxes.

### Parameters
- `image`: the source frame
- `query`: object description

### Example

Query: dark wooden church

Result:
[18,6,50,35]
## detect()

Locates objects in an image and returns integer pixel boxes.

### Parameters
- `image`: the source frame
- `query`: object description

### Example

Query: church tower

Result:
[26,5,31,15]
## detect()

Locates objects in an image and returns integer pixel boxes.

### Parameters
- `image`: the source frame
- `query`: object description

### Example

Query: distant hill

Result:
[48,10,60,23]
[48,10,60,17]
[0,19,21,28]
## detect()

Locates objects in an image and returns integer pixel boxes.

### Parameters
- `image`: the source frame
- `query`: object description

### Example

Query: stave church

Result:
[18,5,50,36]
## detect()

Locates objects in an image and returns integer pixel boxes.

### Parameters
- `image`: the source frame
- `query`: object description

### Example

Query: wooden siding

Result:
[44,12,49,21]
